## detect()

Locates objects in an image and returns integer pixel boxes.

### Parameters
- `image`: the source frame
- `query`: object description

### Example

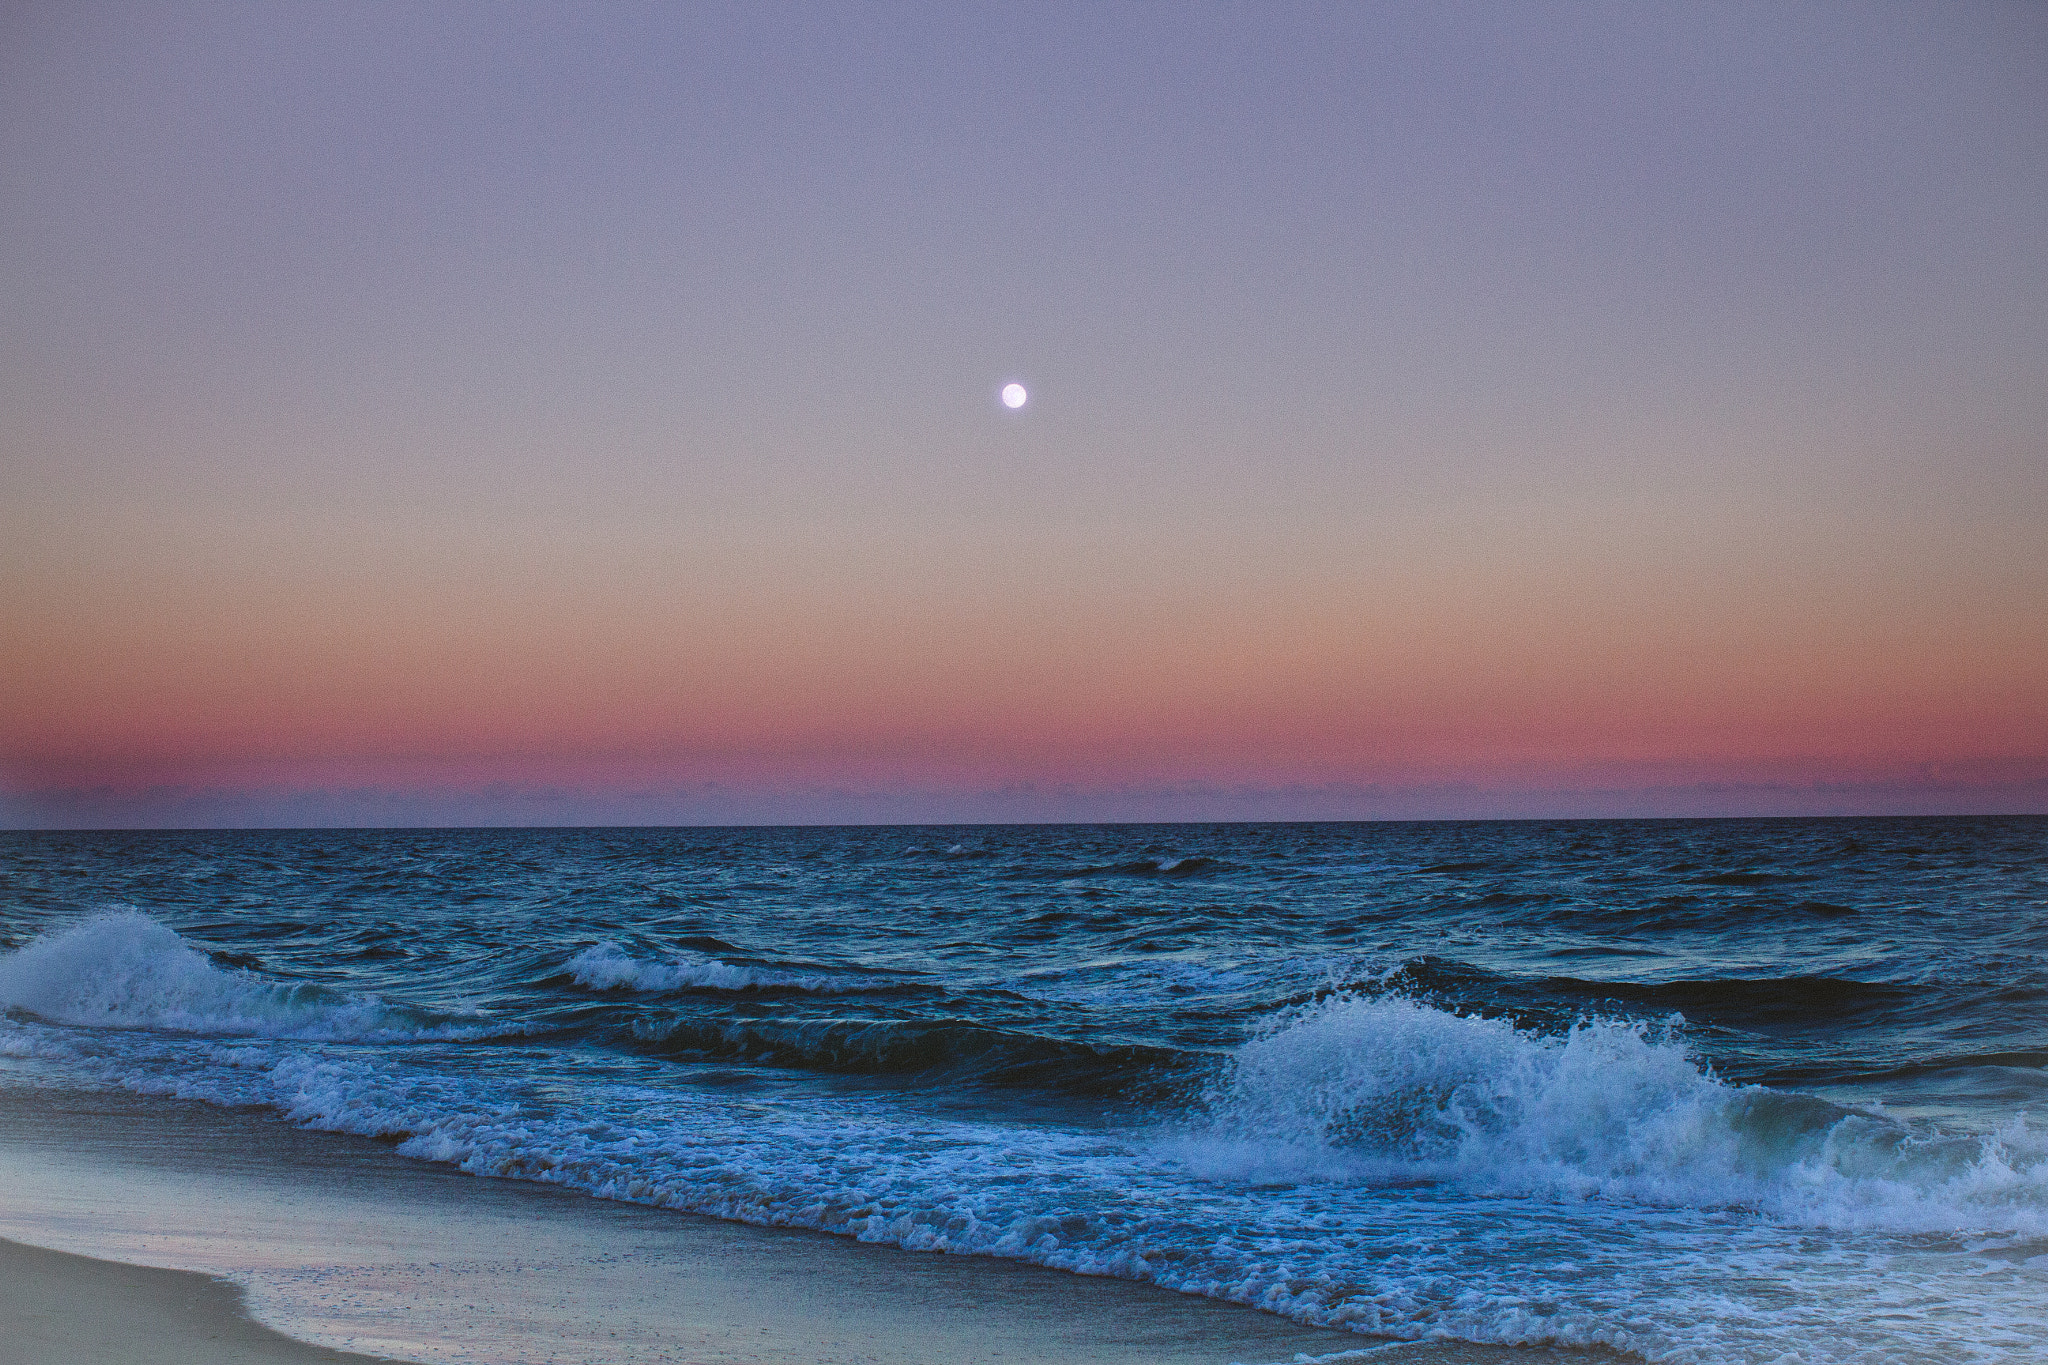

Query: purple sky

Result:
[4,2,2044,826]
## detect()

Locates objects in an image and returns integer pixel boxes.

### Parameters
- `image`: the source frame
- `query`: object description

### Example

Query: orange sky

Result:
[8,480,2043,820]
[3,4,2044,824]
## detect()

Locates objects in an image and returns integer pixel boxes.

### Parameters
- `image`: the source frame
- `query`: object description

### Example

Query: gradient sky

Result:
[4,1,2045,826]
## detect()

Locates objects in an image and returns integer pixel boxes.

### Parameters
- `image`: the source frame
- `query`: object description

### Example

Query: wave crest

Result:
[563,941,882,995]
[1186,993,2048,1234]
[0,911,484,1042]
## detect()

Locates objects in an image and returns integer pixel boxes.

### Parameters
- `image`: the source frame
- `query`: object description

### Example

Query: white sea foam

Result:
[0,911,485,1041]
[564,941,858,994]
[54,1021,2040,1364]
[5,960,2045,1364]
[1184,992,2048,1235]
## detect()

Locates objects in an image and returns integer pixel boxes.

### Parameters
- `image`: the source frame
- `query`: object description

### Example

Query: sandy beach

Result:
[0,1233,1606,1365]
[0,1236,400,1365]
[0,1086,1607,1365]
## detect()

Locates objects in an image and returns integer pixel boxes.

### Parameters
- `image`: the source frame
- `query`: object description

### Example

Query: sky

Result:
[3,0,2045,827]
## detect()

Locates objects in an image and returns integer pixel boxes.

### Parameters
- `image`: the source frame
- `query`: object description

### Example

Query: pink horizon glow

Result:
[4,7,2043,826]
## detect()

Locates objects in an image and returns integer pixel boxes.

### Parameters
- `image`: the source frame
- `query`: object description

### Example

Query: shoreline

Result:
[0,1084,1620,1365]
[0,1236,407,1365]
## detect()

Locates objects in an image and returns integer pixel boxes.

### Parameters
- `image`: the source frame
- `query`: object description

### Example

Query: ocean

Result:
[0,818,2043,1364]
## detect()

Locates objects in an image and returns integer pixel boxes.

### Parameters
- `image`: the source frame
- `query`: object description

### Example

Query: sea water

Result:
[0,818,2043,1363]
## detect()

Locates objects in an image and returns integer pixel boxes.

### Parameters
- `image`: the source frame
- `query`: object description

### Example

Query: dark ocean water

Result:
[2,818,2045,1363]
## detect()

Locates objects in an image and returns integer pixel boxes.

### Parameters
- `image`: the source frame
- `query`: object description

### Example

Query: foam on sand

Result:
[5,914,2046,1363]
[0,1087,1410,1365]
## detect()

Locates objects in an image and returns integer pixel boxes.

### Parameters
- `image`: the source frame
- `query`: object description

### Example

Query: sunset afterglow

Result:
[3,4,2042,825]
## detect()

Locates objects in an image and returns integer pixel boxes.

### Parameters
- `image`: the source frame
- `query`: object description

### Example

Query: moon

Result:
[1001,383,1028,409]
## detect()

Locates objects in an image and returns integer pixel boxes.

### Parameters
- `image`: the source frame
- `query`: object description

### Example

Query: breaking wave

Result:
[1185,993,2048,1235]
[0,912,489,1042]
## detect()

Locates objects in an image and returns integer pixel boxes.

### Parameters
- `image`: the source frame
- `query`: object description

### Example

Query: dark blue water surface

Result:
[2,817,2045,1363]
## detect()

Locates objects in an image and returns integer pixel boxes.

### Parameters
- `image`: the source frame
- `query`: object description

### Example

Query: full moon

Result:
[1001,383,1028,409]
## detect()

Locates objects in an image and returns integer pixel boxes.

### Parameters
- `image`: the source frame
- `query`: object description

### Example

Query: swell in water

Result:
[2,819,2045,1363]
[0,911,493,1042]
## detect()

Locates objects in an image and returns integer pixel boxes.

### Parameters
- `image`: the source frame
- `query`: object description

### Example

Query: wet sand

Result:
[0,1236,401,1365]
[0,1086,1617,1365]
